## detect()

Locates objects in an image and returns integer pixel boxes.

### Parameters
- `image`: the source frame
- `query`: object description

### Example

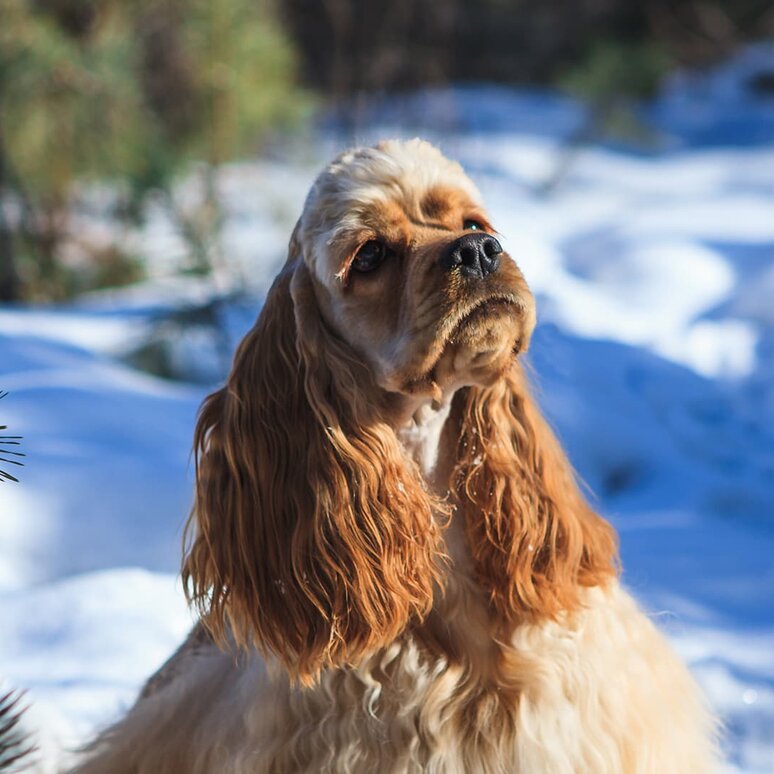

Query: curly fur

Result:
[183,261,445,683]
[74,139,718,773]
[452,367,618,625]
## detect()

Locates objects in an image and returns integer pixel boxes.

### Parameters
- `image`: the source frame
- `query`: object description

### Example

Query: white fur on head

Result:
[299,139,482,282]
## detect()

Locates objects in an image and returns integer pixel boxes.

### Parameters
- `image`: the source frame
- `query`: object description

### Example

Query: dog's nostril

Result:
[481,252,500,276]
[483,237,502,258]
[460,246,477,266]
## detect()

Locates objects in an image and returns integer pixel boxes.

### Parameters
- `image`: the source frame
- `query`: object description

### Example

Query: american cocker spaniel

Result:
[76,139,717,773]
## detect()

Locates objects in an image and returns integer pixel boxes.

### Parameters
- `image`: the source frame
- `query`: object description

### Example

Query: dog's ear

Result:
[183,235,441,684]
[451,363,618,624]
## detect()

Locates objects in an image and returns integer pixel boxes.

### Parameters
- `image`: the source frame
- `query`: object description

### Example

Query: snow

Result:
[1,48,774,772]
[1,570,194,771]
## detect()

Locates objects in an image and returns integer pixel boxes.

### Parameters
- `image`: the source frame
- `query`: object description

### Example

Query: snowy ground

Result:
[1,46,774,772]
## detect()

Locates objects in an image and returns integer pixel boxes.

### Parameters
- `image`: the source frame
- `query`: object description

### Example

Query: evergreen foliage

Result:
[0,689,35,768]
[0,391,24,483]
[0,0,305,301]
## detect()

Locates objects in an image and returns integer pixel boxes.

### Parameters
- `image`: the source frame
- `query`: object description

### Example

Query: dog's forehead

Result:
[300,140,482,281]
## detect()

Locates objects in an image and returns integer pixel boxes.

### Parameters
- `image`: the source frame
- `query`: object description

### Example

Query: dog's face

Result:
[297,139,536,401]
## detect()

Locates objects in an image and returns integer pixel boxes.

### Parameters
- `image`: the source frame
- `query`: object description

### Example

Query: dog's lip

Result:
[414,292,522,380]
[396,292,525,395]
[447,294,520,339]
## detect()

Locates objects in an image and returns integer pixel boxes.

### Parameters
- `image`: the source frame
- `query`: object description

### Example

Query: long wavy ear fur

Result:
[452,364,618,624]
[183,247,442,683]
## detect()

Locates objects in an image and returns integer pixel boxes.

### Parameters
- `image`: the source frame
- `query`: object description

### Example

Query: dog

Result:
[74,139,718,773]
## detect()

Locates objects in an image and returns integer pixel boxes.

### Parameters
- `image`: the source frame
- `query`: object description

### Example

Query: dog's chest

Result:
[246,583,712,774]
[261,635,522,774]
[257,586,601,774]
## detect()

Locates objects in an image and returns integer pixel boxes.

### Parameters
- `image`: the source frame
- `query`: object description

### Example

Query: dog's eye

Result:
[463,219,485,232]
[351,240,387,273]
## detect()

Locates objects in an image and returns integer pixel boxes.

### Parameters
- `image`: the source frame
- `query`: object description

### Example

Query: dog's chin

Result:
[388,302,529,404]
[434,302,523,389]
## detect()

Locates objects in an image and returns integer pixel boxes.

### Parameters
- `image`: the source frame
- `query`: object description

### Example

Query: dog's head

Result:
[296,139,535,402]
[183,140,616,683]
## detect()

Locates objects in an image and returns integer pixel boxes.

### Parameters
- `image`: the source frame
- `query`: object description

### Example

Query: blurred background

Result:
[1,1,773,770]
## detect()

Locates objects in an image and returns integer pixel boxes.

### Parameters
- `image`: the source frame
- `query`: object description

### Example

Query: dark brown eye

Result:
[351,240,387,273]
[463,219,485,232]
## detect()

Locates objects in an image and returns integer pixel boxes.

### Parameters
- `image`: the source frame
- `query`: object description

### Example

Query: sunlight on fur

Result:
[74,139,719,773]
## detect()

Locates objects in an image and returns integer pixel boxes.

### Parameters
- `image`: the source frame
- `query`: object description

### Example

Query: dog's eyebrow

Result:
[407,217,454,232]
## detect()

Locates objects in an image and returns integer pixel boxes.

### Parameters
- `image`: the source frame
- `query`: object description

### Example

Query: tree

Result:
[0,0,305,301]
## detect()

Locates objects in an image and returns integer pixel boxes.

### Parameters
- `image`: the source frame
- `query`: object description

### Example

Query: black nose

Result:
[441,233,502,278]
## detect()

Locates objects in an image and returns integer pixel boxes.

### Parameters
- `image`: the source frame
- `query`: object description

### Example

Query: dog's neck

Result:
[395,390,500,672]
[395,391,474,574]
[396,398,454,482]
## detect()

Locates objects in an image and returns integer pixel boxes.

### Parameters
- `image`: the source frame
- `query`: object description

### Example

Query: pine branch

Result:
[0,690,36,771]
[0,392,24,483]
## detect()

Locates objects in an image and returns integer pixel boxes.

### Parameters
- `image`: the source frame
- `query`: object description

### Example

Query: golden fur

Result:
[73,139,718,773]
[183,264,444,682]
